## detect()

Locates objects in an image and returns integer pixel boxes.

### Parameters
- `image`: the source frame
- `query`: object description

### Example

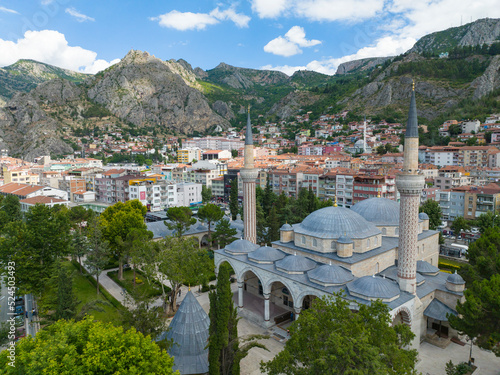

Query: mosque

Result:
[214,86,466,349]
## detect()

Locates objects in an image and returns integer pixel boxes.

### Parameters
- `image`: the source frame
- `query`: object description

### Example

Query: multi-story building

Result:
[175,182,202,207]
[434,166,472,190]
[128,178,175,211]
[202,150,231,160]
[439,188,466,221]
[352,174,396,203]
[463,184,500,220]
[177,148,203,163]
[2,166,39,185]
[183,137,244,151]
[0,182,68,201]
[95,170,142,204]
[335,172,354,207]
[186,161,227,188]
[211,177,225,201]
[318,171,337,201]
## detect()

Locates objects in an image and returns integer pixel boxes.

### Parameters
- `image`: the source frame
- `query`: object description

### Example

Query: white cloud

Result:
[251,0,288,18]
[41,0,54,4]
[152,6,250,31]
[264,26,321,57]
[65,7,95,22]
[264,36,302,57]
[285,26,321,47]
[0,30,119,74]
[0,6,18,14]
[210,7,250,28]
[250,0,384,21]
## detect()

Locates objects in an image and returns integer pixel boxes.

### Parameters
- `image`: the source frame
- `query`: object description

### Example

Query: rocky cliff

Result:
[408,18,500,54]
[87,50,229,134]
[335,57,393,75]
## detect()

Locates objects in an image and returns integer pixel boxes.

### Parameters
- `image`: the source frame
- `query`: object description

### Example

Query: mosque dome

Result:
[280,223,293,231]
[307,263,354,286]
[416,260,440,275]
[419,212,429,220]
[275,254,316,274]
[248,246,286,264]
[224,239,259,255]
[351,197,401,226]
[295,206,380,239]
[447,271,465,285]
[347,275,400,301]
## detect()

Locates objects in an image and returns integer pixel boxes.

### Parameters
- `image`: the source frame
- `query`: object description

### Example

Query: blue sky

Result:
[0,0,499,75]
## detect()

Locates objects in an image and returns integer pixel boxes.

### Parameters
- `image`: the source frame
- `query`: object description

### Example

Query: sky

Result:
[0,0,499,76]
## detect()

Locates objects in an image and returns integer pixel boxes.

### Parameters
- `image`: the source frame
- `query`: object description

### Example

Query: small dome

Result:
[447,271,465,285]
[347,275,400,301]
[225,239,259,255]
[351,197,400,226]
[248,246,286,263]
[308,263,354,286]
[275,254,316,274]
[417,260,440,275]
[295,206,380,239]
[280,223,293,231]
[337,235,353,244]
[419,212,429,220]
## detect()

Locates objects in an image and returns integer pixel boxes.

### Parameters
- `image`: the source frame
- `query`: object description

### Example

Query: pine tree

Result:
[229,178,239,220]
[267,206,280,244]
[55,263,79,321]
[256,202,267,245]
[213,219,237,249]
[208,263,267,375]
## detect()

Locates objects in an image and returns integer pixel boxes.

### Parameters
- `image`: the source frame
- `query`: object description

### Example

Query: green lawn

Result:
[107,269,165,299]
[66,262,123,325]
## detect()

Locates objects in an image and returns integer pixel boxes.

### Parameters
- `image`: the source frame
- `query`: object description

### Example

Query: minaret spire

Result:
[363,115,367,153]
[395,82,425,294]
[240,105,258,243]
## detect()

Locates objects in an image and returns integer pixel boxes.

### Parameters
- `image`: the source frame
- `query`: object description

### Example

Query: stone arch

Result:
[263,277,297,300]
[295,289,325,309]
[392,306,412,327]
[200,234,210,247]
[214,258,239,277]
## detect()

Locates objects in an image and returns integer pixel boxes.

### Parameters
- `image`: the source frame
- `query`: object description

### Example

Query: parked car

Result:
[471,227,479,234]
[14,305,24,316]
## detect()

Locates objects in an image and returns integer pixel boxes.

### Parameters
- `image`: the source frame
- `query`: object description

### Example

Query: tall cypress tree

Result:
[229,178,239,220]
[55,263,79,321]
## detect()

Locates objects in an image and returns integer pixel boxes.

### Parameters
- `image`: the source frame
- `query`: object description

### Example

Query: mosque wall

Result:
[350,249,397,276]
[417,232,440,266]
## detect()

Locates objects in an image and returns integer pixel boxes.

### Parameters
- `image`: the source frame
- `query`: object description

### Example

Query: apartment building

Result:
[183,137,244,151]
[2,166,39,185]
[439,188,466,221]
[211,177,225,201]
[335,172,354,207]
[352,174,396,203]
[95,173,141,204]
[434,166,472,190]
[175,182,202,207]
[0,182,68,201]
[177,148,203,163]
[463,184,500,220]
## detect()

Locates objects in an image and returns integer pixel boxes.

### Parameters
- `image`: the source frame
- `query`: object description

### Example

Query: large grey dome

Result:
[351,197,400,226]
[225,239,259,255]
[295,206,380,239]
[308,263,354,286]
[347,275,400,301]
[275,254,316,274]
[248,246,286,263]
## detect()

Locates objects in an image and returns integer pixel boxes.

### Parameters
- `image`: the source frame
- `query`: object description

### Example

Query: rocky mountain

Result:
[0,59,87,103]
[87,50,227,134]
[408,18,500,55]
[335,57,393,75]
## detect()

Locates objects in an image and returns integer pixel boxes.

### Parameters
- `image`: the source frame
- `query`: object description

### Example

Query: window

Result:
[374,237,378,246]
[313,238,318,247]
[331,241,336,250]
[382,228,387,235]
[395,227,399,235]
[301,236,306,244]
[367,239,370,249]
[423,244,425,253]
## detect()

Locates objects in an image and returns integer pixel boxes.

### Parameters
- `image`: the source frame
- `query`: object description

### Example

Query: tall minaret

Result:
[396,82,425,294]
[240,106,258,244]
[363,116,367,153]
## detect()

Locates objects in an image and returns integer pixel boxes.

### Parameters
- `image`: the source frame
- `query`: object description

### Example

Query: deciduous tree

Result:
[451,216,470,239]
[85,218,111,295]
[419,199,443,230]
[202,185,213,204]
[261,294,418,375]
[0,316,176,374]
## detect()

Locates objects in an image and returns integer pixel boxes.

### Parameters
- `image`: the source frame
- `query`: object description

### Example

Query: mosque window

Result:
[313,238,318,247]
[417,246,420,253]
[367,239,370,249]
[375,237,378,246]
[301,236,306,244]
[423,244,425,253]
[382,228,387,235]
[331,241,336,250]
[375,262,379,273]
[395,227,399,235]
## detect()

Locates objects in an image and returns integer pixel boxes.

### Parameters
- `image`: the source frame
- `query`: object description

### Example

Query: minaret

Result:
[240,106,258,243]
[396,82,425,294]
[363,116,367,153]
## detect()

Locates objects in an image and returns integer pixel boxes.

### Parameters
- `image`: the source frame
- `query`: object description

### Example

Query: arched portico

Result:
[392,306,412,327]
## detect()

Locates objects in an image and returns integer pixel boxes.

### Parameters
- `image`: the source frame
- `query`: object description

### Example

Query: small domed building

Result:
[214,89,465,349]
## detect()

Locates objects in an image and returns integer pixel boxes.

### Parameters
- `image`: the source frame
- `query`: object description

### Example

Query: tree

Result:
[84,218,111,295]
[146,236,213,313]
[229,178,239,220]
[419,199,443,230]
[100,200,148,280]
[231,149,239,158]
[54,262,79,321]
[261,294,418,375]
[71,229,89,274]
[122,291,166,341]
[451,216,470,239]
[0,195,21,230]
[213,219,237,249]
[208,263,267,375]
[0,316,176,374]
[256,202,267,245]
[199,203,224,247]
[449,275,500,356]
[445,360,474,375]
[475,210,500,234]
[166,206,197,237]
[266,206,280,245]
[448,227,500,356]
[202,185,213,204]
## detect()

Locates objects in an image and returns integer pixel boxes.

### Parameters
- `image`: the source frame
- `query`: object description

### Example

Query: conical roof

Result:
[406,87,418,138]
[166,291,209,375]
[245,107,253,145]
